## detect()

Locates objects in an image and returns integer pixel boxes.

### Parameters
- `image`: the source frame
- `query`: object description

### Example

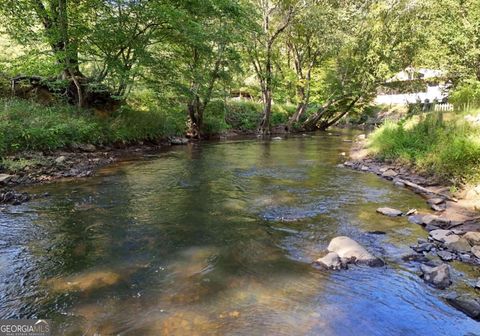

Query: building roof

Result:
[386,67,445,83]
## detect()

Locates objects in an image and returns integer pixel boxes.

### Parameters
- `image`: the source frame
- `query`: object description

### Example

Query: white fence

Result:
[434,103,454,112]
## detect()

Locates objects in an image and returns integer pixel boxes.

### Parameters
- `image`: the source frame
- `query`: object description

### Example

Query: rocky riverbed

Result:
[341,133,480,321]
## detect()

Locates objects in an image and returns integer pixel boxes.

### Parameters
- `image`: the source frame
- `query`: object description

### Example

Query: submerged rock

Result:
[411,242,434,253]
[327,236,384,267]
[446,295,480,320]
[408,214,424,225]
[316,252,343,270]
[420,263,451,289]
[376,207,403,217]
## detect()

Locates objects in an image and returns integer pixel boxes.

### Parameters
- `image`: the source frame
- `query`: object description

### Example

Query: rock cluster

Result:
[409,226,480,266]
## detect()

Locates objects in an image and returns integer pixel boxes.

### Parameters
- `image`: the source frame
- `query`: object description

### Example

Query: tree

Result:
[247,0,298,135]
[302,0,428,130]
[284,0,341,130]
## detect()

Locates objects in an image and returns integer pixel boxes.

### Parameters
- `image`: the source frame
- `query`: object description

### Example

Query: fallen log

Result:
[397,178,458,202]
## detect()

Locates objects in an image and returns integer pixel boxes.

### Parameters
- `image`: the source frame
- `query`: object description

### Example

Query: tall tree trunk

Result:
[259,45,273,135]
[188,95,204,139]
[259,88,272,134]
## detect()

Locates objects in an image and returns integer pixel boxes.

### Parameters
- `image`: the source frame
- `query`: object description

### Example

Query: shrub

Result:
[202,100,229,135]
[368,112,480,185]
[450,78,480,110]
[225,100,262,131]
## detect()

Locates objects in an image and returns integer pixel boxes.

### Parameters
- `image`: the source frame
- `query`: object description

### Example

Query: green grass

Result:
[368,110,480,185]
[0,98,186,155]
[0,97,299,156]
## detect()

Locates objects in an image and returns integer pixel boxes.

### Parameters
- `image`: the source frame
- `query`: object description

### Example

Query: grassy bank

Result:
[0,98,297,156]
[368,109,480,185]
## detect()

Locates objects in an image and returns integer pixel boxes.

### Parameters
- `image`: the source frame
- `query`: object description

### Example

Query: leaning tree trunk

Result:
[287,85,307,131]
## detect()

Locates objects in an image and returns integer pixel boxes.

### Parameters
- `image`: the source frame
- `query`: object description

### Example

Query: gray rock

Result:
[0,174,12,184]
[464,232,480,246]
[55,155,66,164]
[316,252,342,270]
[420,263,451,289]
[446,295,480,320]
[431,204,446,212]
[422,214,439,225]
[412,243,434,253]
[475,279,480,289]
[170,137,189,145]
[394,180,406,187]
[272,137,283,140]
[444,236,471,253]
[376,207,403,217]
[78,144,96,152]
[360,165,370,171]
[471,245,480,259]
[427,197,445,205]
[327,236,384,267]
[382,169,398,178]
[437,250,455,261]
[408,214,424,225]
[429,229,452,242]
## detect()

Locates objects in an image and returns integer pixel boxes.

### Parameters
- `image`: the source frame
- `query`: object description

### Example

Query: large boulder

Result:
[327,236,384,267]
[376,207,403,217]
[420,263,451,289]
[316,252,343,270]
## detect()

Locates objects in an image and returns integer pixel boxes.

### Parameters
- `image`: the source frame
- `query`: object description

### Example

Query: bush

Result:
[225,100,263,131]
[0,98,186,155]
[450,78,480,110]
[202,100,229,135]
[368,112,480,185]
[224,100,296,131]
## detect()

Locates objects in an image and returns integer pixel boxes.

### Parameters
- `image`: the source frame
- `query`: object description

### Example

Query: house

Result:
[374,67,451,105]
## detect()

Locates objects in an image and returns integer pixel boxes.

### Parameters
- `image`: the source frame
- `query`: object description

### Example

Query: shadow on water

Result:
[0,132,479,335]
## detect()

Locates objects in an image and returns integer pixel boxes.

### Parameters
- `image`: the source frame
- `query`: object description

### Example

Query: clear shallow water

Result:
[0,133,479,335]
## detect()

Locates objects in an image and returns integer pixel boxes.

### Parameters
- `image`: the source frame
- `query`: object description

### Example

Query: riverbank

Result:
[344,133,480,259]
[0,137,194,204]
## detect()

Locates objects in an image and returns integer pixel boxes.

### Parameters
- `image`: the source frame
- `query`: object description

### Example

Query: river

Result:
[0,132,478,335]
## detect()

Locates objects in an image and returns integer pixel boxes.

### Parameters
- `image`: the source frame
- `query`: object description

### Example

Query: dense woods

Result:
[0,0,479,142]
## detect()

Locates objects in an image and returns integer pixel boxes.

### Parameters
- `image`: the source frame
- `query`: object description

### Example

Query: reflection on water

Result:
[0,132,479,335]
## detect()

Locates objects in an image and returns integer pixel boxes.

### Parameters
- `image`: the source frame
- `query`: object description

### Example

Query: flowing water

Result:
[0,132,479,335]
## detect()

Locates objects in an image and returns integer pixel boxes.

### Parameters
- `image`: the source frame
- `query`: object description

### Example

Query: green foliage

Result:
[202,100,230,135]
[0,98,186,155]
[224,101,263,131]
[450,79,480,109]
[368,112,480,185]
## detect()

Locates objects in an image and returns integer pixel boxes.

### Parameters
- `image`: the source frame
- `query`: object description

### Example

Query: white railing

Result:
[434,103,454,112]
